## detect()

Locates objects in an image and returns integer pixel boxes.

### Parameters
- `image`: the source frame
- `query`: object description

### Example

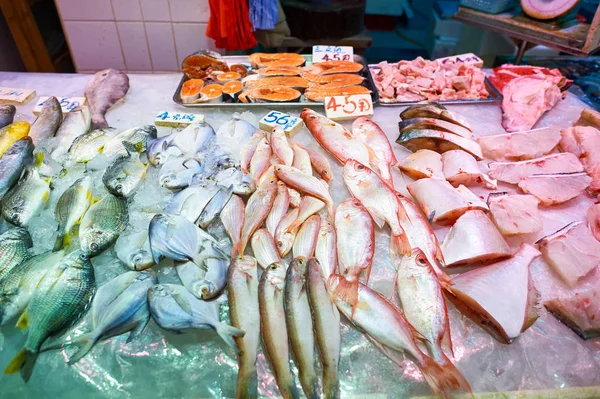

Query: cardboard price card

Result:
[259,110,303,137]
[312,46,354,63]
[324,94,373,121]
[33,97,87,115]
[154,111,204,127]
[0,87,36,105]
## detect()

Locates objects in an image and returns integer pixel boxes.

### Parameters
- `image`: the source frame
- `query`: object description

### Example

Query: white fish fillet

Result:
[559,125,600,196]
[477,127,561,161]
[545,286,600,339]
[441,150,496,189]
[488,193,542,236]
[488,153,584,185]
[587,202,600,242]
[397,149,444,180]
[518,172,592,206]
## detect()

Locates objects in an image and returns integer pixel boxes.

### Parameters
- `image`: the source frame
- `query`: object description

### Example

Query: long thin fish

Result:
[314,219,337,278]
[275,165,334,217]
[291,142,312,175]
[221,194,245,254]
[249,136,271,183]
[352,116,396,187]
[292,215,321,259]
[275,208,300,257]
[250,228,281,270]
[29,96,62,145]
[297,143,333,182]
[286,196,325,235]
[271,126,294,166]
[241,130,265,174]
[54,176,92,251]
[266,181,289,236]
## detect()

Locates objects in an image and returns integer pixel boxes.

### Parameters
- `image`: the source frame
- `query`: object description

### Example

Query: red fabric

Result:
[206,0,257,50]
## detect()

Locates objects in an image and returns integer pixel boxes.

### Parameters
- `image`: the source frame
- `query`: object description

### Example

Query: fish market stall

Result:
[0,70,599,399]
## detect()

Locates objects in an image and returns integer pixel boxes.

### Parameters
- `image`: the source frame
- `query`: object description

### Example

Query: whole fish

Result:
[159,158,200,191]
[284,257,319,399]
[54,176,92,251]
[148,283,244,347]
[241,130,265,174]
[275,208,300,257]
[352,117,396,187]
[67,128,115,163]
[197,186,233,228]
[221,194,245,253]
[0,228,32,281]
[1,164,51,227]
[29,96,62,145]
[165,184,220,224]
[0,137,34,199]
[0,121,30,158]
[169,120,216,157]
[259,262,299,399]
[249,136,271,183]
[286,196,325,234]
[149,213,227,268]
[0,250,65,326]
[99,125,157,158]
[103,143,148,198]
[291,142,312,175]
[292,215,321,259]
[251,228,281,270]
[50,105,91,160]
[266,181,289,236]
[228,255,260,399]
[5,250,94,382]
[85,69,130,129]
[288,188,301,207]
[177,258,227,300]
[235,168,278,256]
[328,275,472,398]
[217,116,259,140]
[0,104,16,129]
[147,136,177,166]
[299,144,333,182]
[67,270,156,364]
[114,230,154,271]
[314,220,337,278]
[271,126,294,166]
[307,258,340,399]
[275,165,334,216]
[213,167,255,196]
[79,194,127,257]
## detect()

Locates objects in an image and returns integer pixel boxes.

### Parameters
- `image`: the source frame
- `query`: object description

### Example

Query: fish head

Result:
[6,206,27,227]
[338,197,368,219]
[130,249,155,271]
[271,125,285,138]
[265,261,286,289]
[139,125,158,139]
[194,280,217,300]
[290,256,308,276]
[160,172,187,190]
[81,228,110,256]
[342,159,372,181]
[135,269,158,284]
[2,227,32,245]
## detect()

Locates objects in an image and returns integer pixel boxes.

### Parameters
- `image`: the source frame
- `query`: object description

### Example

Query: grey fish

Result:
[169,120,216,157]
[114,230,154,271]
[163,184,220,224]
[0,227,32,282]
[159,158,199,191]
[67,128,115,163]
[102,143,148,198]
[147,283,244,348]
[99,125,157,158]
[66,270,156,364]
[80,194,127,257]
[147,136,177,166]
[54,176,92,251]
[1,166,51,227]
[217,116,259,140]
[0,104,16,129]
[85,69,130,129]
[0,250,65,326]
[5,250,94,382]
[177,258,228,300]
[29,96,62,146]
[50,106,91,160]
[197,185,233,228]
[213,167,256,195]
[0,137,34,199]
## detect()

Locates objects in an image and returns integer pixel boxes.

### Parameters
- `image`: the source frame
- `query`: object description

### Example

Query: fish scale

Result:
[0,228,32,281]
[80,194,127,257]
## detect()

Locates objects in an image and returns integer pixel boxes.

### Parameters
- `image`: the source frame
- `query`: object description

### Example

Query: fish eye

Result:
[79,253,88,261]
[357,164,364,170]
[416,254,427,265]
[115,184,123,190]
[269,264,278,270]
[90,242,99,251]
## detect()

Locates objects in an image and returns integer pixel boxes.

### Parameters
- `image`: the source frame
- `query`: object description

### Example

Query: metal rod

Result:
[515,40,528,65]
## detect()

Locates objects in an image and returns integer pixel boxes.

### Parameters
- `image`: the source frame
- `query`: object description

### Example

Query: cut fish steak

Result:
[488,193,542,236]
[397,149,444,180]
[477,127,560,161]
[398,117,473,139]
[488,153,584,185]
[559,125,600,196]
[441,150,496,189]
[397,129,483,160]
[518,172,591,206]
[545,286,600,339]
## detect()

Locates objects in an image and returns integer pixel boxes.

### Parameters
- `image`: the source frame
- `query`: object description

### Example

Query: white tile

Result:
[56,0,114,20]
[117,22,152,70]
[173,23,215,63]
[140,0,171,21]
[145,22,179,71]
[169,0,210,22]
[111,0,143,20]
[63,21,126,70]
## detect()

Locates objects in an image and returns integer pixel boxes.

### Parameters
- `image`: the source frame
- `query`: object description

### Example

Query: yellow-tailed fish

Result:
[0,121,30,158]
[54,176,92,251]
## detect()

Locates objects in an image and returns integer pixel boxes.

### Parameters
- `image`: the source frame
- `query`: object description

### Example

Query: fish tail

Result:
[231,240,244,259]
[322,366,340,399]
[390,233,411,258]
[215,323,245,350]
[5,349,38,383]
[332,277,359,315]
[236,363,258,399]
[53,234,64,251]
[67,334,98,365]
[298,369,319,399]
[286,219,301,234]
[418,354,473,399]
[91,116,109,130]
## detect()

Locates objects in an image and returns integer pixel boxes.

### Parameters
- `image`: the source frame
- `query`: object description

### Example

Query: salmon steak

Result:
[248,53,306,68]
[182,52,229,79]
[239,86,301,103]
[244,76,309,91]
[223,80,243,101]
[255,66,300,77]
[180,79,205,104]
[306,73,365,88]
[216,72,242,82]
[304,85,371,102]
[302,60,363,77]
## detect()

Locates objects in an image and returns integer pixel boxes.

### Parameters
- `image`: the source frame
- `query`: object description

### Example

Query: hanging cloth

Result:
[249,0,278,30]
[206,0,257,50]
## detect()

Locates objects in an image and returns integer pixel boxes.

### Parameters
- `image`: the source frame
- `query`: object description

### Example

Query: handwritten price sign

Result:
[436,53,483,68]
[154,111,204,127]
[259,111,303,137]
[33,96,86,115]
[0,87,36,105]
[312,46,354,63]
[324,94,373,121]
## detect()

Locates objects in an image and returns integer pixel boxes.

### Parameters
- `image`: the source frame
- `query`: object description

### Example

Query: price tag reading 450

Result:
[324,94,373,121]
[312,46,354,63]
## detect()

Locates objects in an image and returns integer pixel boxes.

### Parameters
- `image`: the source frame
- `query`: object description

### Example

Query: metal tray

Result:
[367,64,503,106]
[173,54,379,108]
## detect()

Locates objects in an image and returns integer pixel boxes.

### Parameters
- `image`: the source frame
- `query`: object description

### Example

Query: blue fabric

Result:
[249,0,278,30]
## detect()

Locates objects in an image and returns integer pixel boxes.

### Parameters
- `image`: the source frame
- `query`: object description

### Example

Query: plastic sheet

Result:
[1,72,599,398]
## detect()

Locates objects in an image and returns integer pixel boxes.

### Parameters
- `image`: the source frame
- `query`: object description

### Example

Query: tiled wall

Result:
[55,0,219,73]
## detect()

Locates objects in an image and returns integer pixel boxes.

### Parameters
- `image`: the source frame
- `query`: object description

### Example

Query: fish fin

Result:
[371,214,385,229]
[427,211,436,225]
[91,117,109,131]
[441,327,455,360]
[418,354,473,399]
[4,349,26,375]
[33,152,44,169]
[127,318,149,344]
[5,349,38,382]
[53,233,65,252]
[16,310,29,330]
[215,323,245,351]
[390,234,411,259]
[171,289,194,315]
[332,277,359,317]
[67,334,98,365]
[121,141,138,155]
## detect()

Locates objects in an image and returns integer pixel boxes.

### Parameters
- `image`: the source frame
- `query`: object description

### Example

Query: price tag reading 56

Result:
[312,46,354,63]
[259,110,303,136]
[324,94,373,121]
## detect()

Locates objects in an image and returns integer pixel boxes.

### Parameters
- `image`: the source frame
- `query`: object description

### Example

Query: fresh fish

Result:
[249,52,306,68]
[288,187,301,208]
[441,150,497,189]
[559,125,600,196]
[164,184,220,224]
[284,257,318,399]
[250,228,281,270]
[266,181,289,236]
[398,117,473,139]
[352,117,397,187]
[114,230,154,271]
[271,126,294,166]
[0,228,32,282]
[54,176,92,251]
[0,104,16,129]
[228,255,260,398]
[298,144,333,182]
[397,149,444,180]
[314,219,337,278]
[487,193,542,236]
[518,172,591,206]
[400,103,472,131]
[148,283,244,347]
[239,86,302,103]
[588,202,600,242]
[5,250,94,382]
[0,137,34,199]
[240,130,265,174]
[85,69,130,129]
[217,116,259,140]
[0,121,30,158]
[292,215,320,259]
[177,258,227,300]
[29,96,62,145]
[275,165,334,216]
[249,136,271,183]
[67,128,115,164]
[147,136,177,166]
[149,213,227,268]
[291,142,312,175]
[66,270,156,364]
[397,129,483,160]
[306,258,340,399]
[197,186,233,228]
[159,158,199,190]
[477,127,560,161]
[235,169,278,256]
[1,165,51,227]
[99,125,157,158]
[170,120,216,158]
[275,208,300,257]
[0,250,64,326]
[213,167,255,195]
[286,196,325,234]
[103,144,148,198]
[545,285,600,339]
[79,194,127,257]
[221,194,245,253]
[329,275,472,398]
[244,76,309,91]
[488,153,584,185]
[259,262,299,399]
[50,106,91,160]
[303,85,371,102]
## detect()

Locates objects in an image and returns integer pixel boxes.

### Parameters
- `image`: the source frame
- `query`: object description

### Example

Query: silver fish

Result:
[1,167,51,227]
[164,184,220,224]
[54,176,92,251]
[115,230,154,271]
[85,69,130,129]
[29,96,62,145]
[148,283,244,348]
[0,104,16,129]
[212,167,255,196]
[67,128,115,164]
[147,136,177,166]
[50,105,91,160]
[99,125,157,158]
[217,116,259,140]
[170,120,216,157]
[197,185,233,228]
[0,137,34,199]
[5,250,95,382]
[0,227,32,282]
[177,258,228,300]
[102,143,148,198]
[80,194,127,257]
[159,157,200,190]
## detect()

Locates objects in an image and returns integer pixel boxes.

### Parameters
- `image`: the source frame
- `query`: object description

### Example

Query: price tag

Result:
[436,53,483,68]
[0,87,36,105]
[154,111,204,127]
[312,46,354,63]
[259,111,303,137]
[33,96,87,115]
[324,94,373,121]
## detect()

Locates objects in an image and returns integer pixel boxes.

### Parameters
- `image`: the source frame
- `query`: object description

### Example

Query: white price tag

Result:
[435,53,483,68]
[324,94,374,121]
[154,111,204,127]
[259,111,303,137]
[33,96,87,115]
[0,87,36,105]
[312,46,354,63]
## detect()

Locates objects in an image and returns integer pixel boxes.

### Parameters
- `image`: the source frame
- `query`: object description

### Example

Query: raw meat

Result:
[559,125,600,196]
[489,64,572,92]
[476,127,561,161]
[518,172,592,206]
[487,193,542,236]
[488,153,584,185]
[396,149,444,180]
[545,287,600,339]
[441,150,496,189]
[587,203,600,242]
